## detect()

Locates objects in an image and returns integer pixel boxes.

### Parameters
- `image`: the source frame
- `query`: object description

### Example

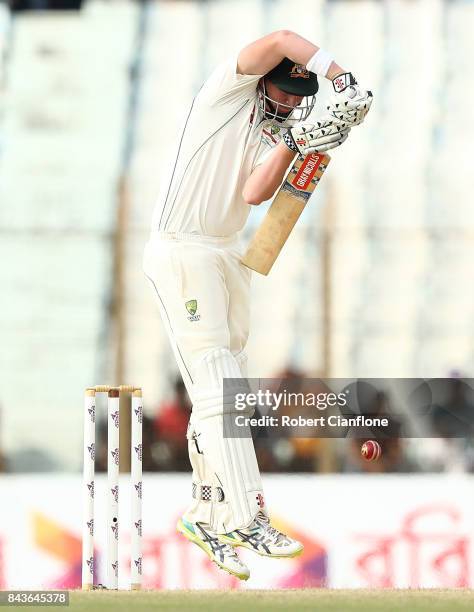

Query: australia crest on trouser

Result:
[185,299,201,321]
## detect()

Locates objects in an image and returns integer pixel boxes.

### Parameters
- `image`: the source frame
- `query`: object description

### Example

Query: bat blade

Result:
[242,152,330,275]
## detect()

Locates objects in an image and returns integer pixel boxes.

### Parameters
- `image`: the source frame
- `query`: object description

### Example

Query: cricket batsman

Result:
[143,30,372,579]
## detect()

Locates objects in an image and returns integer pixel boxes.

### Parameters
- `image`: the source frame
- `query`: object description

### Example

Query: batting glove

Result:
[283,121,350,155]
[328,72,373,127]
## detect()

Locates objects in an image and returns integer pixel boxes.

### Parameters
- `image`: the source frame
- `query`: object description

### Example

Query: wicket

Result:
[82,385,143,591]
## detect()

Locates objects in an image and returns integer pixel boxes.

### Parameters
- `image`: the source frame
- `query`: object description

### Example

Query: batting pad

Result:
[235,351,248,377]
[185,348,266,533]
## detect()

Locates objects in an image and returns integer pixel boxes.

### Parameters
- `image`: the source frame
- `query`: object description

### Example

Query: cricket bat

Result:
[241,152,330,275]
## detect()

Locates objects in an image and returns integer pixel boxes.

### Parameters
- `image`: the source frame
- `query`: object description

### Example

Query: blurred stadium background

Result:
[0,0,473,591]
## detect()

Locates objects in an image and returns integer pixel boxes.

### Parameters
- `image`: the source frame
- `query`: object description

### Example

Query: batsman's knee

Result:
[191,347,252,420]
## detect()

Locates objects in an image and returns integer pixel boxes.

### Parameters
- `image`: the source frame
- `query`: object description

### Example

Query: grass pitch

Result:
[61,589,474,611]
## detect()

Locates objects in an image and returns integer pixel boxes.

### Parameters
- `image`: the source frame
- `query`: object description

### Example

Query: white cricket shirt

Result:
[151,55,283,237]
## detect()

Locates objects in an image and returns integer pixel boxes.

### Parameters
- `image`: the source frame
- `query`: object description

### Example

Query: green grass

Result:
[47,589,474,612]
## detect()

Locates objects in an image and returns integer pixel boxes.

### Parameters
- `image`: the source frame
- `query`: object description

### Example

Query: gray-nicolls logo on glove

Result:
[332,72,358,93]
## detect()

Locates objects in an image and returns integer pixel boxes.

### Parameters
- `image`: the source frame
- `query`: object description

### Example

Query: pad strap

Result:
[192,482,225,502]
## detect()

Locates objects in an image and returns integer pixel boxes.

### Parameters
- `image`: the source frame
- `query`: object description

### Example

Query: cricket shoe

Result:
[219,511,303,558]
[177,517,250,580]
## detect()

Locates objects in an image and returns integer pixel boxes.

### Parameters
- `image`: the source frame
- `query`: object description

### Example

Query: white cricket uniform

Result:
[143,54,282,533]
[151,55,280,236]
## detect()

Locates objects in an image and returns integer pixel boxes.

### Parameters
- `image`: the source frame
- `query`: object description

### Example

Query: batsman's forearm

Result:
[238,30,346,80]
[326,62,346,81]
[243,143,295,205]
[278,31,345,81]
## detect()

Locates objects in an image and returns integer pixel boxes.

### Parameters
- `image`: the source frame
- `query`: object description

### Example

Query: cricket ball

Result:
[361,440,381,461]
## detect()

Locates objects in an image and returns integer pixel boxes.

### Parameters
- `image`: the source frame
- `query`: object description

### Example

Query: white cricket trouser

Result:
[143,231,266,533]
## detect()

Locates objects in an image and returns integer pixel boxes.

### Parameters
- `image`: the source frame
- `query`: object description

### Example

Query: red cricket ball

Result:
[361,440,381,461]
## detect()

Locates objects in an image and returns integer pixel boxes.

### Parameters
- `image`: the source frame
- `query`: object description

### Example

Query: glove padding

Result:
[328,73,373,127]
[326,88,373,127]
[284,120,350,155]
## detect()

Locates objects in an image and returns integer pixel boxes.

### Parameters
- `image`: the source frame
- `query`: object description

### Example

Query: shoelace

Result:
[254,514,290,546]
[220,541,241,560]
